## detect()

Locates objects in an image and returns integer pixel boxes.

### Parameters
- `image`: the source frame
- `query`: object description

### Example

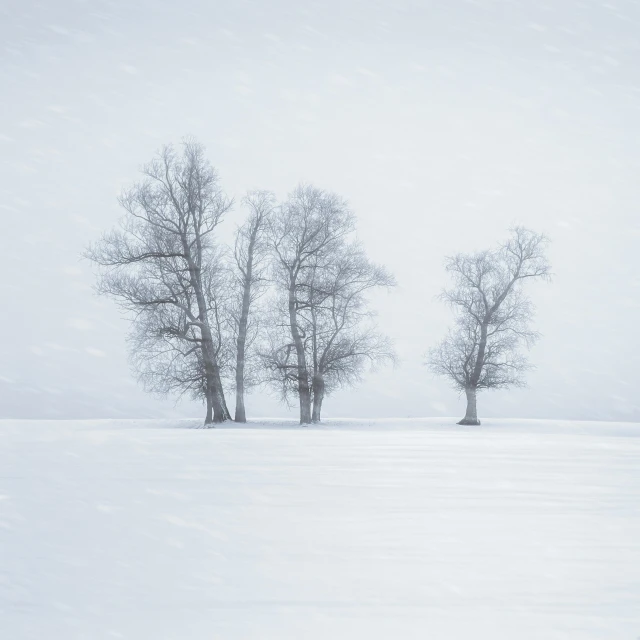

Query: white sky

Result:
[1,0,639,421]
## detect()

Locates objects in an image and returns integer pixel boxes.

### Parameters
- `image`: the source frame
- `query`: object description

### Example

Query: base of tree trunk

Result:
[457,418,481,425]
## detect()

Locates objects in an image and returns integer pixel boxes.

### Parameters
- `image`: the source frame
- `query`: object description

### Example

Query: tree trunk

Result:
[212,403,226,423]
[311,374,325,423]
[213,364,232,422]
[205,389,213,425]
[458,386,480,425]
[203,373,225,425]
[298,380,312,425]
[234,286,251,423]
[235,378,246,423]
[234,208,266,422]
[220,392,232,421]
[234,335,247,422]
[181,243,230,425]
[202,339,227,424]
[288,281,312,425]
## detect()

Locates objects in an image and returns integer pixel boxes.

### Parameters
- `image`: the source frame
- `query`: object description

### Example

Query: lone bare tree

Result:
[230,190,273,422]
[86,139,234,425]
[428,227,551,425]
[267,184,395,423]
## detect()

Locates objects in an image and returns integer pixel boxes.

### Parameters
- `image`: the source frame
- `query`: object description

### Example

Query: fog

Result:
[1,0,639,421]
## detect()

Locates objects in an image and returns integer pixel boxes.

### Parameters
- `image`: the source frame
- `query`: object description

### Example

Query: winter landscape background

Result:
[2,0,639,421]
[1,1,640,639]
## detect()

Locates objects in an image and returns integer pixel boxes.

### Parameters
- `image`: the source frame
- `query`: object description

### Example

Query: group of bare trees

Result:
[87,138,551,427]
[87,139,395,426]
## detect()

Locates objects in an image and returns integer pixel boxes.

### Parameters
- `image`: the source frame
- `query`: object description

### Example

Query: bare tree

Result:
[85,139,233,425]
[230,190,273,422]
[269,184,355,424]
[267,185,394,423]
[428,227,551,425]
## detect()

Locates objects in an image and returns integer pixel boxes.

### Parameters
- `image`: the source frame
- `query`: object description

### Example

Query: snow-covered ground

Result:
[0,417,638,639]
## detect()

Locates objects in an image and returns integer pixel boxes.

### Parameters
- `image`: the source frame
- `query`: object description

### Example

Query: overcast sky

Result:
[1,0,639,421]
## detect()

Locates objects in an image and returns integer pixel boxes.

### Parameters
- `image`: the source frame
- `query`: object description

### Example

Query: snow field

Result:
[0,418,638,639]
